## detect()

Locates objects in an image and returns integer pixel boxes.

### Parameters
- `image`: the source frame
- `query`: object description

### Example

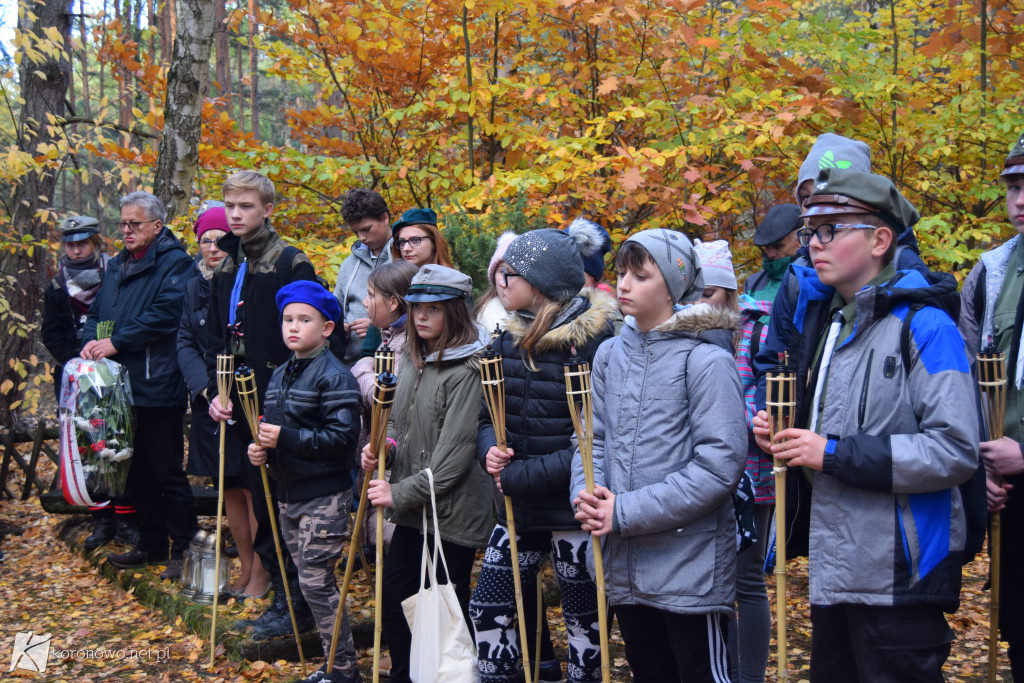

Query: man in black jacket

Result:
[81,192,199,578]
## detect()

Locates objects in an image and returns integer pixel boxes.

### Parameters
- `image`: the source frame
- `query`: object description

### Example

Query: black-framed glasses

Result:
[796,223,876,247]
[396,236,431,249]
[119,219,157,231]
[501,268,522,288]
[199,238,219,248]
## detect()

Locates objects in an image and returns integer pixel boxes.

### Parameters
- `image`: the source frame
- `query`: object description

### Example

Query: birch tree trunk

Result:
[151,0,217,223]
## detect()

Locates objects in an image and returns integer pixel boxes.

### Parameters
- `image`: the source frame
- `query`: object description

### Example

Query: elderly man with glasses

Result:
[81,191,199,578]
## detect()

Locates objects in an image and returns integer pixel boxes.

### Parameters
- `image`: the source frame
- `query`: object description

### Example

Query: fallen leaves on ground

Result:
[0,451,1011,681]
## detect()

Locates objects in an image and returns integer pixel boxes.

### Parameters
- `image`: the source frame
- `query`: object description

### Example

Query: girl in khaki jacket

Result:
[360,264,491,683]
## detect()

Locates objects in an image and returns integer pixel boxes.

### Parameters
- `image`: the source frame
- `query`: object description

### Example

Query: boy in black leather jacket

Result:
[248,280,363,683]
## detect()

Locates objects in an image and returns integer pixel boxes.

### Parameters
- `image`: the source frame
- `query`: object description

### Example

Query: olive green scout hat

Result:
[801,167,920,233]
[1002,132,1024,177]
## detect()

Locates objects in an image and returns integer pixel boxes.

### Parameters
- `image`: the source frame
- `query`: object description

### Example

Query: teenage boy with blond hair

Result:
[205,170,324,639]
[752,168,978,681]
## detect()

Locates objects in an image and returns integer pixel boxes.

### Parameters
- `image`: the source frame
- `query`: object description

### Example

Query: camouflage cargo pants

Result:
[279,490,357,673]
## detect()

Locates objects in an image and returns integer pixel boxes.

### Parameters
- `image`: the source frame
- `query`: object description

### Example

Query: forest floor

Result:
[0,454,1010,682]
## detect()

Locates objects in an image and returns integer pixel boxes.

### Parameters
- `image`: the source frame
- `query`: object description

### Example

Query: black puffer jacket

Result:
[477,288,616,531]
[262,345,361,504]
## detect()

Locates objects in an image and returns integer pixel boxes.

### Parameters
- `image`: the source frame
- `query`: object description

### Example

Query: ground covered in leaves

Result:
[0,454,1010,681]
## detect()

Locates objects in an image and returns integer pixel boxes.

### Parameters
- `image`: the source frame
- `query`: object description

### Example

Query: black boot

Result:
[250,578,316,641]
[234,573,286,632]
[115,514,139,547]
[83,516,117,551]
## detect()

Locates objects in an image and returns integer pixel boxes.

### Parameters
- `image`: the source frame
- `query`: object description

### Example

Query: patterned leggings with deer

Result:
[470,527,601,683]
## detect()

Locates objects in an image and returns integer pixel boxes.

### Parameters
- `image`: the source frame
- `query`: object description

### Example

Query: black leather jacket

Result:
[263,345,361,503]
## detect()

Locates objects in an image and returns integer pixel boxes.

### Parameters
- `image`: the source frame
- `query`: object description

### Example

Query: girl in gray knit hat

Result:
[470,218,617,683]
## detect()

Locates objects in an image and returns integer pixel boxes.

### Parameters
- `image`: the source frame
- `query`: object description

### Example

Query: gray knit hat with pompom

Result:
[503,218,606,303]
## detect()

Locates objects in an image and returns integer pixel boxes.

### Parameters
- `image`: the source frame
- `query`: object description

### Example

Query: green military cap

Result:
[1002,132,1024,177]
[801,167,920,233]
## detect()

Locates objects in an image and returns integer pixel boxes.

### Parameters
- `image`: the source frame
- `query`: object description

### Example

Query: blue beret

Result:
[275,281,342,323]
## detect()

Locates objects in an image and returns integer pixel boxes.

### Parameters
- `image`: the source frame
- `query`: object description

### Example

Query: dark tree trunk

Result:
[0,0,73,427]
[151,0,217,223]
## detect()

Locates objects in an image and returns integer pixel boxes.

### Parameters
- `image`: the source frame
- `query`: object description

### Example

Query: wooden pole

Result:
[978,346,1006,683]
[564,360,609,683]
[766,355,796,683]
[327,353,396,678]
[481,353,532,683]
[209,354,234,668]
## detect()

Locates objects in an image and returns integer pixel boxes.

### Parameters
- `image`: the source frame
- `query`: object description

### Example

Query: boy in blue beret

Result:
[247,280,363,683]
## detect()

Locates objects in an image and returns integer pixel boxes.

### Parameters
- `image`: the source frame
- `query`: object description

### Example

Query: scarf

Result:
[60,253,106,314]
[762,255,795,281]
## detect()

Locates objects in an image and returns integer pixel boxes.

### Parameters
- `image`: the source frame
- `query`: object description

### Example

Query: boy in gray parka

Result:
[573,229,747,683]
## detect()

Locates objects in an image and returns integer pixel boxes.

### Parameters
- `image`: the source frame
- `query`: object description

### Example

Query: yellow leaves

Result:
[538,72,551,86]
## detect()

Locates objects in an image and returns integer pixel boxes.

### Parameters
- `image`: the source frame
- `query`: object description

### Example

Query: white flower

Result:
[110,448,133,462]
[73,417,98,433]
[100,448,117,460]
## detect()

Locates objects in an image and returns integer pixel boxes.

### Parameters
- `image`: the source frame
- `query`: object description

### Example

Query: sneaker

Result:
[159,558,184,581]
[295,663,362,683]
[107,548,168,569]
[293,664,325,683]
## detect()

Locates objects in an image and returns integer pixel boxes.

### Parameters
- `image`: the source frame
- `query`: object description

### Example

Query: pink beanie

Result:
[487,232,517,286]
[194,206,228,241]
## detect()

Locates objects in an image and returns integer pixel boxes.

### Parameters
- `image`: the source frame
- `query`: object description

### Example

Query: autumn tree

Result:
[0,0,73,426]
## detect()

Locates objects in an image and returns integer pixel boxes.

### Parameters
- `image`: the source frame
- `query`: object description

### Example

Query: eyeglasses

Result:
[796,223,876,247]
[396,236,431,249]
[501,268,522,288]
[199,238,219,247]
[119,219,157,231]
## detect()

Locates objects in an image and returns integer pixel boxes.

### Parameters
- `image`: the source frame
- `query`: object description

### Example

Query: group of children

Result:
[174,130,1024,683]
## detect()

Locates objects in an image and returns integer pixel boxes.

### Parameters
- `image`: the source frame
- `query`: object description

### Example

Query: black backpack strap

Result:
[749,318,766,361]
[277,245,300,287]
[900,302,925,375]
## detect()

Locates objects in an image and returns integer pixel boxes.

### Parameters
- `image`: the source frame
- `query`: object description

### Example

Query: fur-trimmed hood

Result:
[502,288,619,353]
[625,302,742,354]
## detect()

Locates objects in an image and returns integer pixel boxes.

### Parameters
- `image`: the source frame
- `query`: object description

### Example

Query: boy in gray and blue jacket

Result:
[752,169,978,682]
[572,229,747,683]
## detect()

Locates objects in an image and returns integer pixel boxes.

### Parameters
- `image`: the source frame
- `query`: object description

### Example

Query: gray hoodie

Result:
[333,238,393,364]
[572,303,746,615]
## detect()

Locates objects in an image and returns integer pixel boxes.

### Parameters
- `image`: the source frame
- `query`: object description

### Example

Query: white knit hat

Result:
[692,239,737,291]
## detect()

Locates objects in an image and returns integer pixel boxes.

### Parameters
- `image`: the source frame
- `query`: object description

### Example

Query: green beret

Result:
[801,168,919,233]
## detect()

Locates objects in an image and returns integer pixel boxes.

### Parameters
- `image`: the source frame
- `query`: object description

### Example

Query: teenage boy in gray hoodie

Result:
[572,229,747,682]
[333,188,393,365]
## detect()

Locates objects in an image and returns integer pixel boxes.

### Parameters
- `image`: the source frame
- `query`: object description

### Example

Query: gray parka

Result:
[571,304,746,615]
